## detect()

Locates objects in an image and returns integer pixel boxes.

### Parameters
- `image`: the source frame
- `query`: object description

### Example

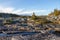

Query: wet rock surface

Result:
[0,32,60,40]
[0,24,60,40]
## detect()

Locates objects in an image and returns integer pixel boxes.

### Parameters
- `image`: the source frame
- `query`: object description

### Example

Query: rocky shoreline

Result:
[0,31,59,40]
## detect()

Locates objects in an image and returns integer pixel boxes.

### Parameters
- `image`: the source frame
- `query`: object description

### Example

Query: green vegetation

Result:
[31,12,37,20]
[49,9,60,16]
[48,9,60,24]
[54,9,60,16]
[31,12,52,24]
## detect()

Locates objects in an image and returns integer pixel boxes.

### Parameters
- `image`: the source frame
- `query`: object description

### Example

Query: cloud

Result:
[12,9,47,15]
[0,6,47,15]
[22,10,46,13]
[12,9,24,14]
[0,6,24,14]
[0,6,14,13]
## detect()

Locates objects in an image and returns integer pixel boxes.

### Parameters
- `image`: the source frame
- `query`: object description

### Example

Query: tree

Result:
[54,9,59,16]
[48,9,60,16]
[31,12,37,20]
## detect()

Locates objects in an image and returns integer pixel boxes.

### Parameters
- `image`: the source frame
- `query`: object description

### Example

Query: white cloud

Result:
[12,9,24,14]
[0,6,47,15]
[0,6,14,13]
[17,9,47,15]
[23,10,46,13]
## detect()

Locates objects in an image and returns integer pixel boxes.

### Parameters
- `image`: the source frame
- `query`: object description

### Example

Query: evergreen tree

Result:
[54,9,59,16]
[31,12,37,20]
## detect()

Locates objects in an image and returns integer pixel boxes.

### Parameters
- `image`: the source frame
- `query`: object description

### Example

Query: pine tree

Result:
[31,12,37,20]
[54,9,58,16]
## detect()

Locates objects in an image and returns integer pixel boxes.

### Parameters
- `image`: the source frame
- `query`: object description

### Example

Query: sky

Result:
[0,0,60,15]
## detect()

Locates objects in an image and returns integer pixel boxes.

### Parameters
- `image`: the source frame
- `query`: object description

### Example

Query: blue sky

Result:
[0,0,60,15]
